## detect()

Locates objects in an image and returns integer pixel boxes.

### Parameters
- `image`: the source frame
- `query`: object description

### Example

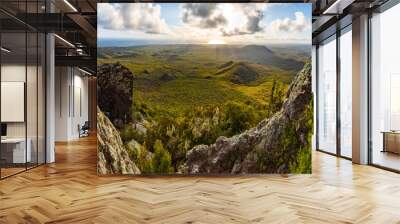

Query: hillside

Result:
[215,45,303,70]
[215,61,274,85]
[217,62,259,84]
[182,61,312,174]
[96,61,312,174]
[97,44,310,173]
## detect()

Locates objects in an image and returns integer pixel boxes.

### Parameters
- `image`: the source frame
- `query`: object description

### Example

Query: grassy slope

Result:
[98,45,300,116]
[133,78,253,116]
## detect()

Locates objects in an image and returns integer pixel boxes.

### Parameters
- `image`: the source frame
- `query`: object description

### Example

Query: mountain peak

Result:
[241,45,273,53]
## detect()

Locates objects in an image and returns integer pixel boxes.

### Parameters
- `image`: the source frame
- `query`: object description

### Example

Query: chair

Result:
[79,121,90,138]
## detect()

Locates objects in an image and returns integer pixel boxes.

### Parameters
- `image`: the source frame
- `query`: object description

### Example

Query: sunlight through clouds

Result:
[98,3,311,45]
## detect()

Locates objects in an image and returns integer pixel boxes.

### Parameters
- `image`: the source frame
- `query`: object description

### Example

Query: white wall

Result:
[1,63,46,164]
[72,73,89,138]
[0,65,39,138]
[1,65,26,139]
[55,66,69,141]
[55,67,89,141]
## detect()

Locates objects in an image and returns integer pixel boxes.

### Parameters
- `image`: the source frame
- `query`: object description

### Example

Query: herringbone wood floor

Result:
[1,135,400,224]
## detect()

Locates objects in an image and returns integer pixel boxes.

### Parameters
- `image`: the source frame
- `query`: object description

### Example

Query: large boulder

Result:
[97,62,134,129]
[182,61,312,174]
[97,107,141,175]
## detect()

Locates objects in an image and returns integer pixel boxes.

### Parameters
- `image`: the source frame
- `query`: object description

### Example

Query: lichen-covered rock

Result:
[183,61,312,174]
[97,107,141,175]
[133,123,147,135]
[97,62,134,129]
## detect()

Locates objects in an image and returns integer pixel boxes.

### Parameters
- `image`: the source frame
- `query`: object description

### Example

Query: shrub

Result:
[224,101,257,135]
[134,100,268,170]
[137,146,153,174]
[152,139,174,173]
[120,125,146,144]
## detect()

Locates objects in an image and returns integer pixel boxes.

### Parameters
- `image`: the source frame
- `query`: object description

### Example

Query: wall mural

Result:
[97,3,313,175]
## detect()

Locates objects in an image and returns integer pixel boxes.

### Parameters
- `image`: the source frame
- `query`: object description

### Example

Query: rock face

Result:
[97,62,134,129]
[97,107,141,175]
[182,61,312,174]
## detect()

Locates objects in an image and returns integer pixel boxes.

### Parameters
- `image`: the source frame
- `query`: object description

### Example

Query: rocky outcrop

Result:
[97,62,134,129]
[97,107,141,175]
[182,61,312,174]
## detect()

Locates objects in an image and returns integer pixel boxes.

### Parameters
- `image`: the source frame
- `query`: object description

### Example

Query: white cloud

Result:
[270,12,310,33]
[181,3,268,36]
[98,3,169,34]
[181,3,223,28]
[97,4,310,44]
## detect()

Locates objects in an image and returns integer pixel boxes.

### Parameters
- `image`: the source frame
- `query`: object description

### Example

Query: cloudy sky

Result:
[98,3,311,46]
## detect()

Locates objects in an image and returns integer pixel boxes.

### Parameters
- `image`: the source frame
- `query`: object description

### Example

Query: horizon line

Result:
[98,42,311,48]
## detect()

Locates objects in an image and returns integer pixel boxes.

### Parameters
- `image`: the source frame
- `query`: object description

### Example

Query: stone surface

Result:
[97,62,134,129]
[97,107,141,175]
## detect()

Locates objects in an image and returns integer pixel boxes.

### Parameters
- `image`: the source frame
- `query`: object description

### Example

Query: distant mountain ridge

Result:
[98,44,305,71]
[216,45,304,71]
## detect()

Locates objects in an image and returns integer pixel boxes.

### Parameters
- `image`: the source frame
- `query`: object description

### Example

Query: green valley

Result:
[97,44,310,174]
[98,44,304,114]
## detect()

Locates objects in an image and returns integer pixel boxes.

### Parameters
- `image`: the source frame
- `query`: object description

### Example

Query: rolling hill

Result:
[98,44,306,71]
[215,62,261,84]
[97,44,308,115]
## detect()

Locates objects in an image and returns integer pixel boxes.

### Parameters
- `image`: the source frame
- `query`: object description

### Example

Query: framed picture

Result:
[97,2,312,175]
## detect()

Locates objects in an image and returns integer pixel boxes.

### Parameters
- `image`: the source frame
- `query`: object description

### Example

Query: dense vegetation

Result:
[98,44,309,173]
[121,88,286,173]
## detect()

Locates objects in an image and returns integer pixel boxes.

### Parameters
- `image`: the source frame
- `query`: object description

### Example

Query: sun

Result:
[208,39,226,45]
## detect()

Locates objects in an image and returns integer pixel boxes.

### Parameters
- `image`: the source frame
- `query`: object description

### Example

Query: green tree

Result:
[137,142,153,174]
[152,139,174,173]
[120,125,145,144]
[224,101,256,135]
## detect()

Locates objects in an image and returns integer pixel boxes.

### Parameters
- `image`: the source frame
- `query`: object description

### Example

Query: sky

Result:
[97,3,311,46]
